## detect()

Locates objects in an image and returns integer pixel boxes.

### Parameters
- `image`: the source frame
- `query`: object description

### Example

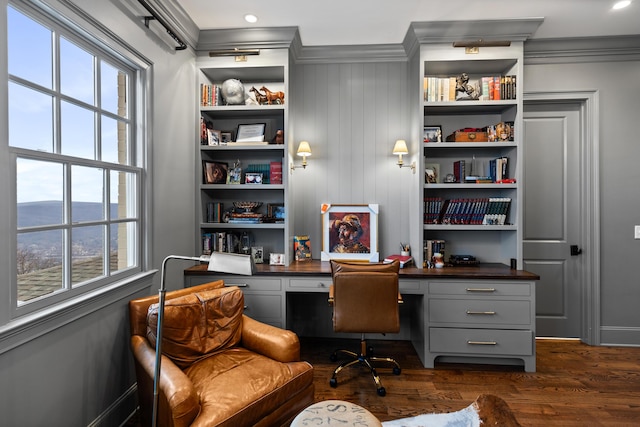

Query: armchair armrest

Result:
[130,335,200,427]
[241,315,301,363]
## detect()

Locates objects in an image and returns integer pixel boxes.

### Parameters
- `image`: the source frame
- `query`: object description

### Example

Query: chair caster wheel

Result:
[393,367,401,375]
[377,387,386,397]
[330,354,338,362]
[329,378,338,388]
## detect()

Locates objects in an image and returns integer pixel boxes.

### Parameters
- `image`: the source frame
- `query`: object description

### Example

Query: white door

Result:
[523,102,583,338]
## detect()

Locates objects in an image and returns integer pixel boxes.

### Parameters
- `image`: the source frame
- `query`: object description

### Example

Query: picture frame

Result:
[320,203,379,262]
[207,129,221,146]
[245,172,263,184]
[251,246,264,264]
[236,123,266,142]
[268,203,285,220]
[221,131,233,144]
[203,161,228,184]
[269,253,285,266]
[424,162,440,184]
[423,125,442,143]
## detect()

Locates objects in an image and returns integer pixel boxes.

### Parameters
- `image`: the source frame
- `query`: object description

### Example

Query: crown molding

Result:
[196,27,300,51]
[292,44,408,64]
[524,35,640,64]
[408,18,544,44]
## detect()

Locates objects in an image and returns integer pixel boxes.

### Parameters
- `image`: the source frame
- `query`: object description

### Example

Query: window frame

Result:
[3,1,152,322]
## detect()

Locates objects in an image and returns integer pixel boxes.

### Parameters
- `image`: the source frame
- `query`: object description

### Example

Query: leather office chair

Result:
[328,260,402,396]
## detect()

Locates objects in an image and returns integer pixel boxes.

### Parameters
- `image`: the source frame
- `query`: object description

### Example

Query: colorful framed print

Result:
[320,203,379,262]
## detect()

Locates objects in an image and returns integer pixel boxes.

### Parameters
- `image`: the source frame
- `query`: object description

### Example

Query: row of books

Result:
[206,202,224,223]
[423,197,512,225]
[423,75,517,102]
[202,231,239,254]
[200,83,222,107]
[423,239,445,268]
[452,156,509,183]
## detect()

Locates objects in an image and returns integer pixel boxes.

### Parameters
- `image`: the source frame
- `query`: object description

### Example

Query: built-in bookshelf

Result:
[195,50,292,263]
[420,46,524,268]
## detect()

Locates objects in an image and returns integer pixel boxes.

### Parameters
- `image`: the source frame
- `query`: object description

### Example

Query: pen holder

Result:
[401,250,410,257]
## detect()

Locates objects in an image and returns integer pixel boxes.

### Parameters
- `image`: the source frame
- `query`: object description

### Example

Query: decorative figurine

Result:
[455,73,479,100]
[271,129,284,144]
[249,86,268,105]
[260,86,285,105]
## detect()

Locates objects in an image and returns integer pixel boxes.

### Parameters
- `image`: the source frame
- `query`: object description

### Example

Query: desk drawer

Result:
[429,299,531,326]
[288,278,332,290]
[189,276,281,291]
[428,281,532,297]
[430,327,533,356]
[243,294,282,319]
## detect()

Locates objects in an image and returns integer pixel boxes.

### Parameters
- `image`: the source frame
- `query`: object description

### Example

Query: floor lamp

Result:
[152,252,254,427]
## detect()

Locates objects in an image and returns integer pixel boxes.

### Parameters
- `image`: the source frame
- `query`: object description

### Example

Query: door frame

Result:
[523,90,600,345]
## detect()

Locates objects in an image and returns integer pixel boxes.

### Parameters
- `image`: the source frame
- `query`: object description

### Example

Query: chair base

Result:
[329,337,401,396]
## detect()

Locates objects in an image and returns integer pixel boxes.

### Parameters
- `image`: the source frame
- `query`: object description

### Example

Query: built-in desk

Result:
[184,261,539,372]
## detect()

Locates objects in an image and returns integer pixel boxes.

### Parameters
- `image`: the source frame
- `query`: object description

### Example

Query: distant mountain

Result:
[18,201,118,228]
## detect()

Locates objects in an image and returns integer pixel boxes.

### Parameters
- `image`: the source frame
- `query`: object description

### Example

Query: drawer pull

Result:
[465,288,496,292]
[226,283,248,287]
[466,310,496,315]
[318,282,326,288]
[467,340,497,346]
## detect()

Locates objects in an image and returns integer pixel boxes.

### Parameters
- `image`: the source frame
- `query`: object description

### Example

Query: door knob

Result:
[570,245,583,256]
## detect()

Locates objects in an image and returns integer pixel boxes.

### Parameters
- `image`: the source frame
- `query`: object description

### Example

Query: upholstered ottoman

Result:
[291,400,382,427]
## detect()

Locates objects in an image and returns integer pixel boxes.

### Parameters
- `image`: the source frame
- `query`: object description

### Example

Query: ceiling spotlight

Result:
[244,14,258,23]
[612,0,631,9]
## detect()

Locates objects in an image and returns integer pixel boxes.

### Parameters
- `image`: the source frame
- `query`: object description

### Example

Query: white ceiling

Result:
[176,0,640,46]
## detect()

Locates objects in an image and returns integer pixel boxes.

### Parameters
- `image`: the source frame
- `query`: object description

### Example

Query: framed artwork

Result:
[423,125,442,143]
[424,162,440,183]
[207,129,221,146]
[203,161,228,184]
[236,123,266,142]
[251,246,264,264]
[221,131,233,144]
[245,172,263,184]
[320,203,379,262]
[268,203,285,220]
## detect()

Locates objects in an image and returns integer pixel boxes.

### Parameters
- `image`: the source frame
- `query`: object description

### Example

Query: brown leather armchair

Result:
[328,260,402,396]
[129,281,314,427]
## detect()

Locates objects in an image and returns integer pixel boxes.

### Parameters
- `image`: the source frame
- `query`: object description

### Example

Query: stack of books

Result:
[228,212,263,224]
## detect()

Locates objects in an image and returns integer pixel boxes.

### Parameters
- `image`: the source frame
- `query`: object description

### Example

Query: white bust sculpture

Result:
[221,79,245,105]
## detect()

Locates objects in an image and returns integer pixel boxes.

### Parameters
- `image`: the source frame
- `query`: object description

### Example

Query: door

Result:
[523,102,582,338]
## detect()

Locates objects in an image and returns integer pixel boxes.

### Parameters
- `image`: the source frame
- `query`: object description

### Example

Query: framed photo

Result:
[221,131,233,144]
[236,123,266,142]
[207,129,221,146]
[269,253,285,266]
[424,162,440,184]
[251,247,264,264]
[203,161,228,184]
[268,203,285,220]
[423,125,442,143]
[245,172,263,184]
[320,203,379,262]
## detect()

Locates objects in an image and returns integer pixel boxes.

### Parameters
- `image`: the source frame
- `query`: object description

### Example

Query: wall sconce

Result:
[392,139,416,173]
[290,141,312,173]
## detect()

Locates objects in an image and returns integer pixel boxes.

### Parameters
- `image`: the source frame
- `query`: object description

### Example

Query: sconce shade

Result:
[297,141,312,157]
[392,139,409,155]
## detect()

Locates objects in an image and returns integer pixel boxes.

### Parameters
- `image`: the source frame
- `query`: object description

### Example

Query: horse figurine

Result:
[260,86,285,105]
[249,86,268,105]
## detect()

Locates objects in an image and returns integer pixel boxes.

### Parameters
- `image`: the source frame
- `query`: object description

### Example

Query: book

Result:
[294,235,312,261]
[453,160,465,183]
[383,254,414,268]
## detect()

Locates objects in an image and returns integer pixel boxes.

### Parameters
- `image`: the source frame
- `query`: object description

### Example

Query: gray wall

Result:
[0,0,196,425]
[289,61,414,259]
[524,58,640,345]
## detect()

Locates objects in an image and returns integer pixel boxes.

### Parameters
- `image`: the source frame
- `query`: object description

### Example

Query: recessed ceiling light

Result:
[244,14,258,24]
[612,0,631,10]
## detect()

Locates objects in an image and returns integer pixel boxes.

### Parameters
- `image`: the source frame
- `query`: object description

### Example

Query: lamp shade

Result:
[297,141,312,157]
[392,139,409,155]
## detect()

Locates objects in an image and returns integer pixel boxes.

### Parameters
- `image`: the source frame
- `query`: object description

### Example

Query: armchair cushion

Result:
[146,286,243,368]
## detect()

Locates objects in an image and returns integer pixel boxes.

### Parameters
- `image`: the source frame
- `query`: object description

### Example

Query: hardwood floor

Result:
[300,337,640,426]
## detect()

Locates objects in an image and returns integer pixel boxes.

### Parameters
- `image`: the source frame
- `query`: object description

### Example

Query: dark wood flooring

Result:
[301,337,640,426]
[125,338,640,426]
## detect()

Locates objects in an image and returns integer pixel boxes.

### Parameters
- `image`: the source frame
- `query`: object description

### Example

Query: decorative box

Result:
[445,128,489,142]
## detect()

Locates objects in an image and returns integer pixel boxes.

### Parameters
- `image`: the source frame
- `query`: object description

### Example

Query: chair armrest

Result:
[241,315,301,363]
[130,335,200,427]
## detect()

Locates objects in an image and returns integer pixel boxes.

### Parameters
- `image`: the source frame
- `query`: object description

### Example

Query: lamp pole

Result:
[151,255,204,427]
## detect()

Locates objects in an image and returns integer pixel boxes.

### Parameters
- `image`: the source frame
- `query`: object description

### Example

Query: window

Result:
[7,3,144,314]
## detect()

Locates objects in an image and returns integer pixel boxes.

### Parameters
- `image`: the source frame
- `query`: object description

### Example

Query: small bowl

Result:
[233,201,262,212]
